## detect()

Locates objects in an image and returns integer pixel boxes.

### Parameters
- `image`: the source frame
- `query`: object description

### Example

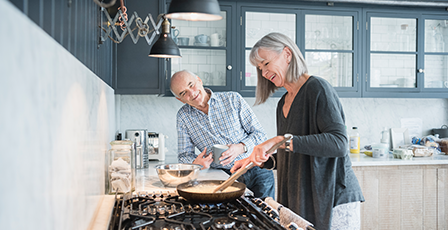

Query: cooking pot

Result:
[177,180,246,203]
[432,125,448,138]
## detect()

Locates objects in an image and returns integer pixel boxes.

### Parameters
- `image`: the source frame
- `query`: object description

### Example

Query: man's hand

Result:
[219,143,245,166]
[192,147,213,169]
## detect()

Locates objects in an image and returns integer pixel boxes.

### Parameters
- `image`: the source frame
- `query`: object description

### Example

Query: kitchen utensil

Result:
[210,33,223,46]
[155,163,202,187]
[171,28,179,44]
[432,125,448,138]
[177,37,189,46]
[176,180,246,203]
[212,144,229,165]
[195,34,209,44]
[125,129,149,168]
[213,136,292,193]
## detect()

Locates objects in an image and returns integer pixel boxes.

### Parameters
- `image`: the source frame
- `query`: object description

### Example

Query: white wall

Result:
[0,1,115,229]
[116,95,448,157]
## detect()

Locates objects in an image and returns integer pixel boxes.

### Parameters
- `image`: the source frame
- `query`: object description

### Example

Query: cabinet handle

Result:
[227,65,233,70]
[418,69,424,73]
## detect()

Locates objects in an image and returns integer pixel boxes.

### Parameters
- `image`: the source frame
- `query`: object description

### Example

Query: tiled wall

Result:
[116,95,448,158]
[0,1,115,229]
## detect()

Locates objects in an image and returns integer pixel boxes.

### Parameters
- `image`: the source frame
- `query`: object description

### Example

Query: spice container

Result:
[106,140,135,194]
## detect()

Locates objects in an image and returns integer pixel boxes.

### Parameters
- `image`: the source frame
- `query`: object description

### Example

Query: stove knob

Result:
[286,222,303,230]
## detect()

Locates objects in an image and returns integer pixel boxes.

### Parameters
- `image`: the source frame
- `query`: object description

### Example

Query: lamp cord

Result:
[92,0,117,8]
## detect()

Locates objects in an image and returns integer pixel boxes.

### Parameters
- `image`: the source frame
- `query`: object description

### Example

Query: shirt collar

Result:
[205,88,217,105]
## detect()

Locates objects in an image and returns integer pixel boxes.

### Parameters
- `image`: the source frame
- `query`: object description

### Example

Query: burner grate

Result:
[109,192,286,230]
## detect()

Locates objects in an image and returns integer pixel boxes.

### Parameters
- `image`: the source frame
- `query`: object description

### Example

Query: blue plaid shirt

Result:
[176,89,267,169]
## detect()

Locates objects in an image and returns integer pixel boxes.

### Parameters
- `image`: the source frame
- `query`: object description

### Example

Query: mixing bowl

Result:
[155,163,202,187]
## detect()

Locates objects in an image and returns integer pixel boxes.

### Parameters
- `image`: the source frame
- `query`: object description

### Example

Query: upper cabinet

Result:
[166,3,235,96]
[238,5,361,97]
[363,10,448,98]
[303,10,361,98]
[115,0,448,98]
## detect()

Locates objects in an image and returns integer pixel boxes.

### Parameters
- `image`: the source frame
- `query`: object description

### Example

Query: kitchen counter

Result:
[90,158,231,230]
[350,153,448,166]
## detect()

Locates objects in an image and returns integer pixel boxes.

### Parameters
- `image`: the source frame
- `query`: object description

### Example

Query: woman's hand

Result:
[230,136,285,173]
[219,143,245,166]
[192,147,213,169]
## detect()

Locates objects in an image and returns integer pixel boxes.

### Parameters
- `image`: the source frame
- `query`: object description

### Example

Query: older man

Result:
[170,70,275,198]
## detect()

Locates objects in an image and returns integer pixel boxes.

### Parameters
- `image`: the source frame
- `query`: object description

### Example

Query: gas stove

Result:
[108,191,301,230]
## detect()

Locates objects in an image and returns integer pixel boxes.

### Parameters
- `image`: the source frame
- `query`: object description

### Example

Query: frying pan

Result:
[176,180,246,203]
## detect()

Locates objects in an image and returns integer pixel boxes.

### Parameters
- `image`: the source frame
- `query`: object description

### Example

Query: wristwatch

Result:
[284,134,293,153]
[241,142,248,153]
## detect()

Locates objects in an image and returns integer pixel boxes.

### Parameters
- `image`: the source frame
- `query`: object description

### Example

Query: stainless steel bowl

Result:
[155,163,202,187]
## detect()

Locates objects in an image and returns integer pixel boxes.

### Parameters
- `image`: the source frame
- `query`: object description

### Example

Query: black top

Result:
[274,76,364,230]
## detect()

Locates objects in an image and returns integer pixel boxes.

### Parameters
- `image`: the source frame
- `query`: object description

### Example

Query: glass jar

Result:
[106,140,135,194]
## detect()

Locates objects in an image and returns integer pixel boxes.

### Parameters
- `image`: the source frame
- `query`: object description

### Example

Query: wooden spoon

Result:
[213,135,292,193]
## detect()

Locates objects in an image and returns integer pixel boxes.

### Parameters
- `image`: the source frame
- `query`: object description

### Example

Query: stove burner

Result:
[214,217,236,229]
[109,192,287,230]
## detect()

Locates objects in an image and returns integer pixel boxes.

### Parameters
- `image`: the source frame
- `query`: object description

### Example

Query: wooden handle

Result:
[213,162,254,193]
[213,136,292,193]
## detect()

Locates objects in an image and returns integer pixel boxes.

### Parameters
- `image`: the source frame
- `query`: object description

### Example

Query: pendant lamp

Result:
[165,0,222,21]
[149,18,181,58]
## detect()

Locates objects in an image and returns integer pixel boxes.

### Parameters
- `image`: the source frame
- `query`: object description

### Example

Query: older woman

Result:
[231,32,364,230]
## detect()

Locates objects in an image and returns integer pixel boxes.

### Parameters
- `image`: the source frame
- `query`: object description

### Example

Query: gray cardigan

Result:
[271,76,364,230]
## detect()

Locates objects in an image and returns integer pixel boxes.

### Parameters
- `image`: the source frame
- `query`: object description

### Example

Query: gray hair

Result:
[170,69,198,97]
[249,32,308,105]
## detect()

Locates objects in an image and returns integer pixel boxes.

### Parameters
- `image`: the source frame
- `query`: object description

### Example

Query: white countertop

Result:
[135,161,230,193]
[90,159,230,230]
[350,153,448,166]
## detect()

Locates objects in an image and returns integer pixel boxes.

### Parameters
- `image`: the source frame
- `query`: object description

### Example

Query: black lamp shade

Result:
[149,33,181,58]
[165,0,222,21]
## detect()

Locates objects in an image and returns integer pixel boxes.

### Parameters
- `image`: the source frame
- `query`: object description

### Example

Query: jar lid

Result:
[110,140,133,146]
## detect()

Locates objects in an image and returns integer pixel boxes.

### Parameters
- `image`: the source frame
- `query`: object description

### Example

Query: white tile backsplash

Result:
[0,1,115,229]
[116,95,448,159]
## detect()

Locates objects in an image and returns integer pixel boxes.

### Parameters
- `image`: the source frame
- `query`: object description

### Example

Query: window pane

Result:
[425,55,448,88]
[245,12,296,48]
[425,19,448,53]
[306,52,353,87]
[370,54,416,87]
[305,15,353,50]
[171,49,226,86]
[245,50,258,87]
[370,17,416,52]
[171,11,227,47]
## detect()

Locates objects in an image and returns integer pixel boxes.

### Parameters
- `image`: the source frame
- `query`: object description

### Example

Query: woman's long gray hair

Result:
[249,32,308,105]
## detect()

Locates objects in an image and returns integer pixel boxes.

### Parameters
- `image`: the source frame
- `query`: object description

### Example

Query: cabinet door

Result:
[423,17,448,92]
[304,11,360,97]
[168,4,233,95]
[364,13,420,97]
[240,7,297,96]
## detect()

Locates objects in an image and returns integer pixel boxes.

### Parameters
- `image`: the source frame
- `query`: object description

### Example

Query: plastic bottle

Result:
[350,127,360,154]
[380,127,390,150]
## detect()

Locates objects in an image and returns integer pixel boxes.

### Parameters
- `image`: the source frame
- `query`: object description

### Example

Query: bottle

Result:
[107,140,135,194]
[350,127,360,154]
[380,127,390,150]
